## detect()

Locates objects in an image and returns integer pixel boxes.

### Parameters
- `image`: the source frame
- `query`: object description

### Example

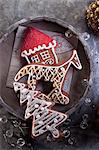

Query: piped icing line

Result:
[14,49,82,105]
[21,40,56,56]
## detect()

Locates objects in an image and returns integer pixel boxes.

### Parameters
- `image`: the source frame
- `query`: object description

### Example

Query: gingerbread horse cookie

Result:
[14,50,82,105]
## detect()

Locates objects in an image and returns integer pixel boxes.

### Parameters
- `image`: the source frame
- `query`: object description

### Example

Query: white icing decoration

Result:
[14,50,82,105]
[21,40,58,64]
[13,84,67,138]
[21,40,57,56]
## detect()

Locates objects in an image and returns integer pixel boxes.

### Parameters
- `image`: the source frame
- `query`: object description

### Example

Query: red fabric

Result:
[21,27,54,52]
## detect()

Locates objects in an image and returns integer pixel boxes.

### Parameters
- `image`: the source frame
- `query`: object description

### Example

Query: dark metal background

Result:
[0,0,99,149]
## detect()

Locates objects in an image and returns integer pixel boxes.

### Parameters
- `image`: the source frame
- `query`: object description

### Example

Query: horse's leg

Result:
[48,87,69,105]
[27,74,37,90]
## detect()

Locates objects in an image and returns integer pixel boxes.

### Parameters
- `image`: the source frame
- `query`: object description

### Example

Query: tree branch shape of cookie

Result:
[13,82,67,138]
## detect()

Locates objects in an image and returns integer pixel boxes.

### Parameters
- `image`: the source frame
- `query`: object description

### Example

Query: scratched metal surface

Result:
[0,0,99,150]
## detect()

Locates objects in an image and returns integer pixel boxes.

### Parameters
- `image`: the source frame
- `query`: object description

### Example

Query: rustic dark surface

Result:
[0,0,93,37]
[0,0,99,150]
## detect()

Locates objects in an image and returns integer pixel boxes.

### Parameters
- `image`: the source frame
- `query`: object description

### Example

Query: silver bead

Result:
[6,129,13,138]
[17,138,25,147]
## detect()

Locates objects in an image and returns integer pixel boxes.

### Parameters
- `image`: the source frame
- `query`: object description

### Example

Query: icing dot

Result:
[36,114,40,119]
[35,104,39,108]
[46,125,50,129]
[55,90,58,92]
[42,69,45,71]
[60,67,63,70]
[60,115,63,119]
[41,107,44,111]
[54,118,58,123]
[27,94,31,99]
[38,121,43,125]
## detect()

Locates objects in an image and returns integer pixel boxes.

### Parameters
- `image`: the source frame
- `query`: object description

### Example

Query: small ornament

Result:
[5,129,13,138]
[17,138,25,147]
[86,0,99,34]
[14,49,82,105]
[0,116,8,123]
[20,27,58,64]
